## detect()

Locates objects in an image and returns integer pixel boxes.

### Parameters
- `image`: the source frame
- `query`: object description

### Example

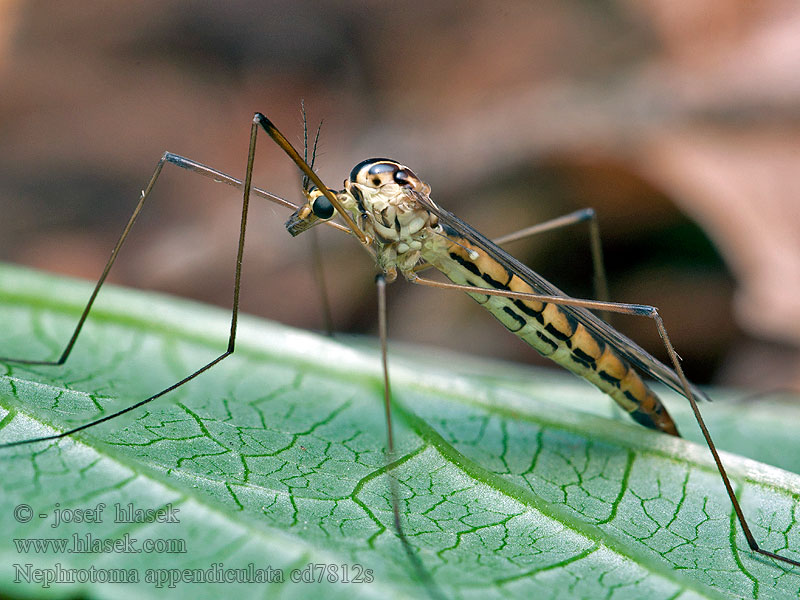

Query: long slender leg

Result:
[255,113,370,246]
[0,152,329,367]
[0,119,265,449]
[164,153,352,234]
[409,274,800,569]
[375,275,446,600]
[309,228,334,335]
[168,153,348,335]
[493,207,609,308]
[0,157,166,367]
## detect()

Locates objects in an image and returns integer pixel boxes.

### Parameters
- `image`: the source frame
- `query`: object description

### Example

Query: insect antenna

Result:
[309,119,323,173]
[298,102,334,334]
[301,100,310,192]
[299,100,324,194]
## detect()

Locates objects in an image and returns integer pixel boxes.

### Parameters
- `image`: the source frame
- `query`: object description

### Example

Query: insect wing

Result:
[411,190,710,403]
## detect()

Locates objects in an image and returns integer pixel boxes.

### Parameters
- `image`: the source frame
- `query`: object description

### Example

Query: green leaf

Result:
[1,263,799,600]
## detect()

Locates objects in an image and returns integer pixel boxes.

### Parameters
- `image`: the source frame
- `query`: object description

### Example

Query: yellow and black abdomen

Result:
[425,237,680,437]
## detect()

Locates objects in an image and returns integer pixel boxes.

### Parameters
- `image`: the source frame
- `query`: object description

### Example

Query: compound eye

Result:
[311,194,334,219]
[349,158,400,187]
[393,168,417,187]
[366,163,398,187]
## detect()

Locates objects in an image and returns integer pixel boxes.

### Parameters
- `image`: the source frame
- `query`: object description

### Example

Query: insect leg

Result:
[0,157,167,367]
[309,229,334,335]
[0,119,265,448]
[254,113,370,246]
[409,275,800,569]
[375,274,447,600]
[492,207,609,308]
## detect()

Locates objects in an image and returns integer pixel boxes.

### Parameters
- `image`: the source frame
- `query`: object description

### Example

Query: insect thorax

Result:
[344,180,441,281]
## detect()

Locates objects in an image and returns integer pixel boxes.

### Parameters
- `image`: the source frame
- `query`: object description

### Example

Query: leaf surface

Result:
[1,264,799,600]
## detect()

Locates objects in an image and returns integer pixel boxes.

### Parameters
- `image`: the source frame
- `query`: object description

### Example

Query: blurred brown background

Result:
[1,0,798,390]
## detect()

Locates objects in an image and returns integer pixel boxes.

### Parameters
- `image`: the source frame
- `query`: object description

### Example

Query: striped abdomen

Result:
[424,237,680,437]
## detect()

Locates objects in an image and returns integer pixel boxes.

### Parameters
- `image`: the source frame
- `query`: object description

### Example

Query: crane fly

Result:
[1,112,798,595]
